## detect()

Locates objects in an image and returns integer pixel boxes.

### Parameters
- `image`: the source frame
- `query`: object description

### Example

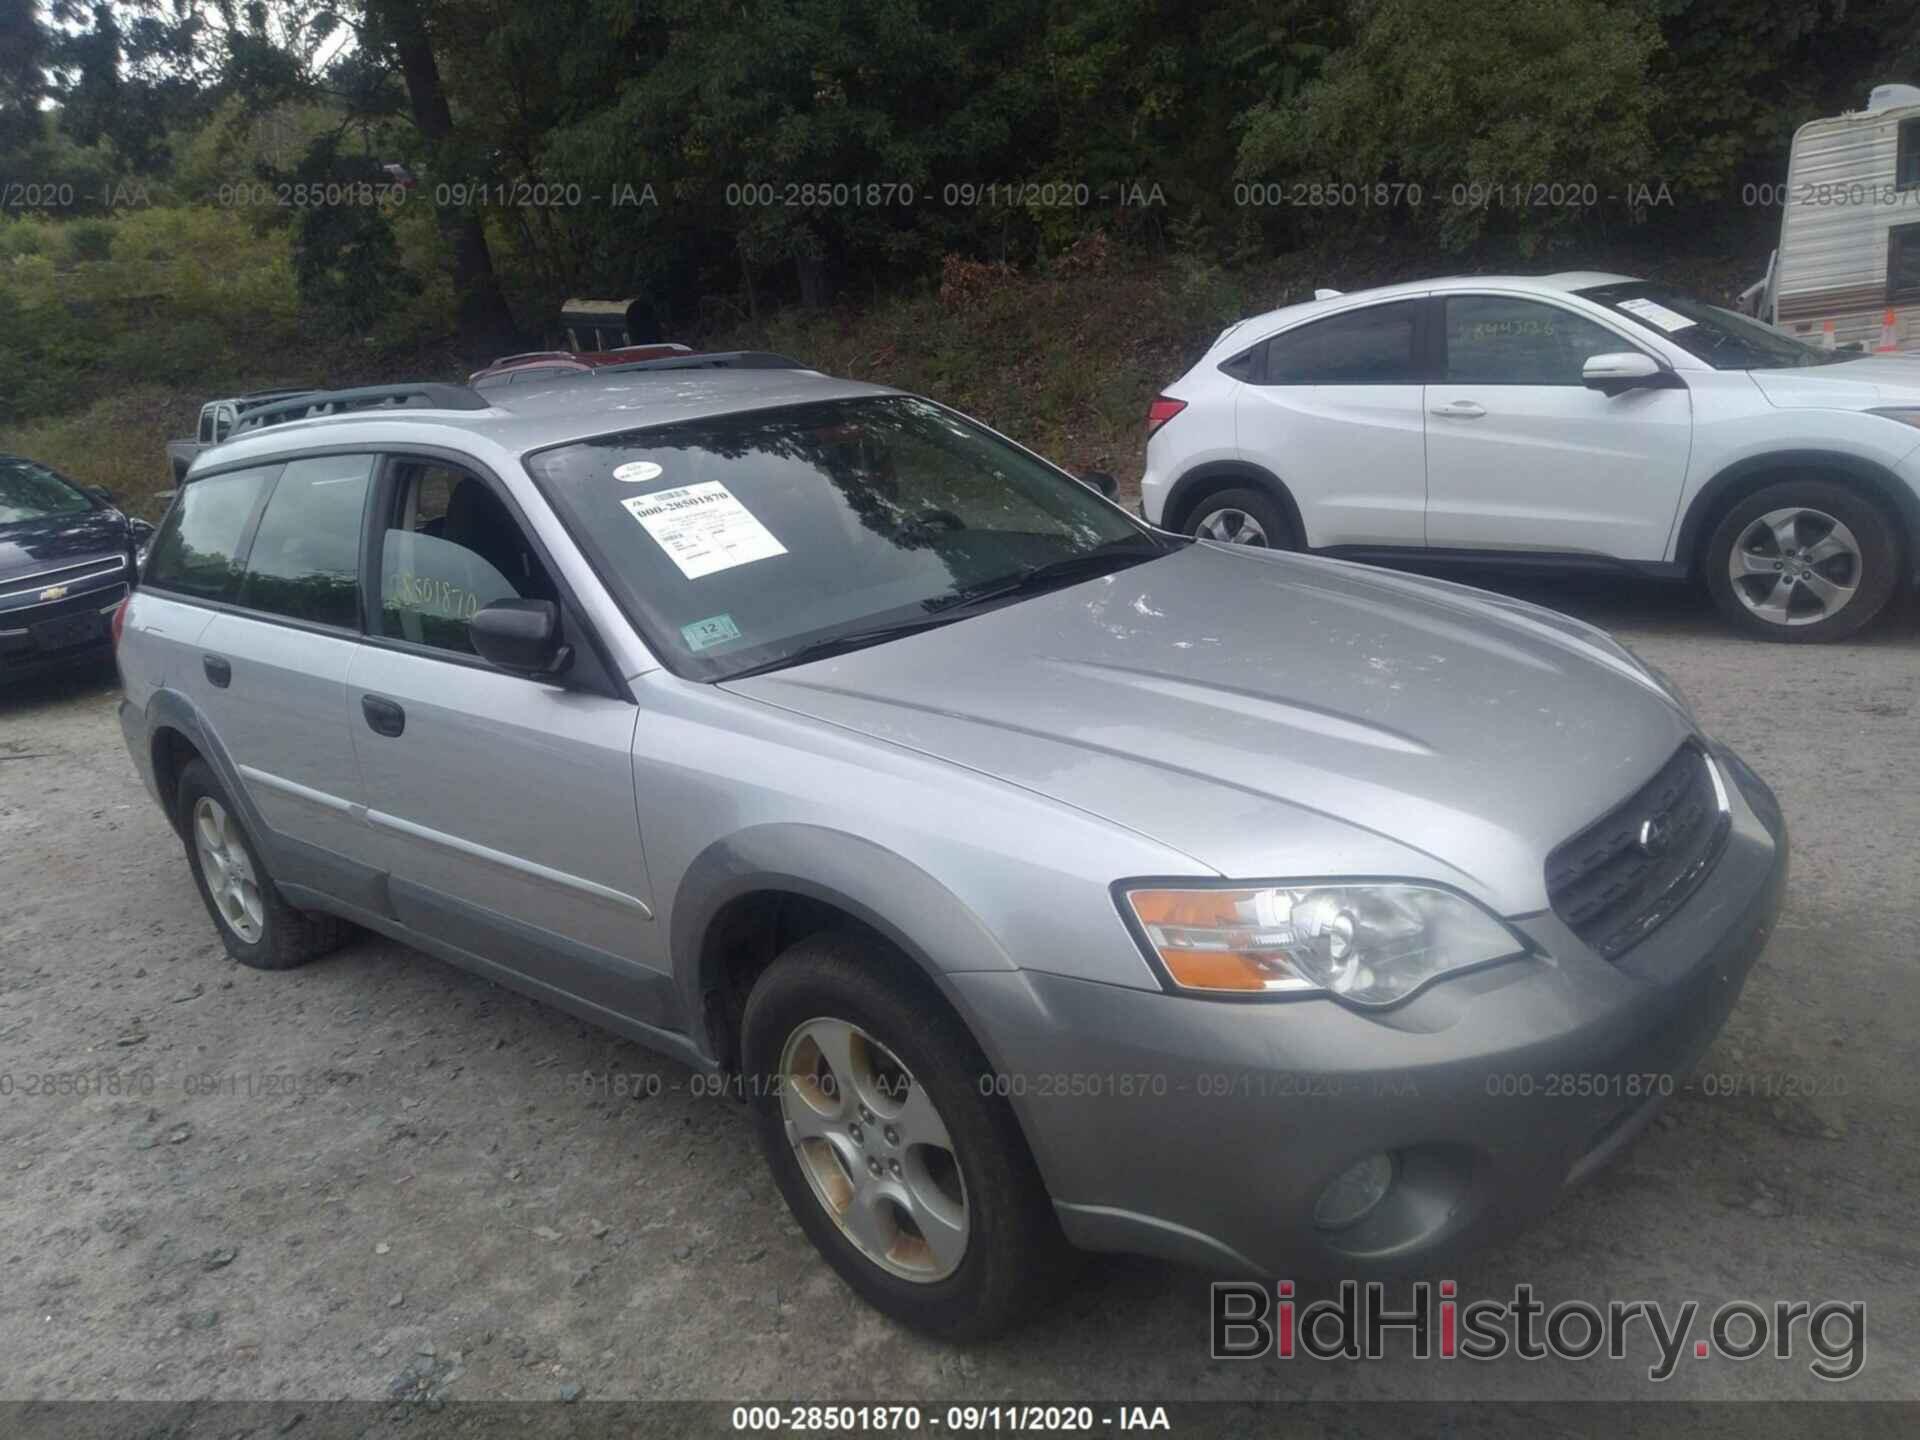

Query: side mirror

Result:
[1582,352,1671,396]
[85,484,117,504]
[470,598,571,676]
[1079,470,1119,499]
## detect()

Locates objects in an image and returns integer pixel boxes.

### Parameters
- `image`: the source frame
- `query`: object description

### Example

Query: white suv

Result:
[1141,272,1920,641]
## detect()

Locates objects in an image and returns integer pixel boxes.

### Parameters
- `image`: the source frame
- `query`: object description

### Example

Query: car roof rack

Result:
[233,382,491,434]
[594,350,807,376]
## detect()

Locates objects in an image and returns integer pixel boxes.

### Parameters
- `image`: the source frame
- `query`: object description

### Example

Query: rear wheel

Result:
[1183,485,1295,550]
[176,759,353,970]
[1704,480,1900,642]
[741,932,1064,1339]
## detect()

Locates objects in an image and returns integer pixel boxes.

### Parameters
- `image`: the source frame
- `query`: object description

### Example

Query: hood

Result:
[0,506,130,577]
[1747,355,1920,408]
[726,544,1695,916]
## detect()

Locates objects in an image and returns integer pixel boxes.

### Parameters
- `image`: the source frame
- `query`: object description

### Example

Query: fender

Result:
[1162,459,1308,543]
[1672,448,1920,577]
[671,823,1018,1061]
[143,686,267,844]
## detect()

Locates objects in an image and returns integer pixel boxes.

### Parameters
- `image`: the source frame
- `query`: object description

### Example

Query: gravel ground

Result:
[2,572,1918,1408]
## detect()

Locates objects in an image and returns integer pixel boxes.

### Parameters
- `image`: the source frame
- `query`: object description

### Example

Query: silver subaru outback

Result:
[116,362,1787,1339]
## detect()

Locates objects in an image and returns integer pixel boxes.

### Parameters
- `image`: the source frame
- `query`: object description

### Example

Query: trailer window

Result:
[1891,224,1920,304]
[1898,119,1920,191]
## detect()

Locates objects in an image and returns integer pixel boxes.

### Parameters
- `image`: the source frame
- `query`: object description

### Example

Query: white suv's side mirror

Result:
[1582,352,1669,396]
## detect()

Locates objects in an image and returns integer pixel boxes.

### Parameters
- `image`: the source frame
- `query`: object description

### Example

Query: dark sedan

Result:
[0,456,152,685]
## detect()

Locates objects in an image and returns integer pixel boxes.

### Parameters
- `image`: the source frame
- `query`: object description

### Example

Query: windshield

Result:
[1576,282,1842,371]
[0,458,94,526]
[525,396,1163,679]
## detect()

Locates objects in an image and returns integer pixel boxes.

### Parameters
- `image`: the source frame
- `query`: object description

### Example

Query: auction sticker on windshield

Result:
[621,481,787,579]
[1615,297,1696,333]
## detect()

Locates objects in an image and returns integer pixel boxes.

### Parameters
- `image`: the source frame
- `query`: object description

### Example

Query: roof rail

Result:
[233,382,491,434]
[596,350,807,376]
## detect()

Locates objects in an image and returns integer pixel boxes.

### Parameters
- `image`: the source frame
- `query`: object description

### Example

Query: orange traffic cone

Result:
[1821,318,1837,351]
[1876,309,1899,352]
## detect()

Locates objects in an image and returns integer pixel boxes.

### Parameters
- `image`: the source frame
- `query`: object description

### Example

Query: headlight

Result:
[1868,408,1920,429]
[1120,882,1527,1006]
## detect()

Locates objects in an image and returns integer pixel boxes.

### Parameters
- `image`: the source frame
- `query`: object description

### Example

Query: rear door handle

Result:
[202,654,231,688]
[1430,400,1487,419]
[361,694,406,738]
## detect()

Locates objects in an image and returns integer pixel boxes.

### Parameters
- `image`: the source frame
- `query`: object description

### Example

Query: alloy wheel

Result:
[778,1016,968,1282]
[1195,507,1270,547]
[1727,506,1861,627]
[193,796,264,943]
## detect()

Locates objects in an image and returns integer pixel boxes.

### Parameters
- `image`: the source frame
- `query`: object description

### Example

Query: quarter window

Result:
[376,462,557,656]
[1260,301,1423,384]
[1898,118,1920,191]
[237,455,373,629]
[1442,296,1630,385]
[144,466,277,601]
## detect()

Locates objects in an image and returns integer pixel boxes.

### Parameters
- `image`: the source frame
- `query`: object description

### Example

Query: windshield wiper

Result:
[722,614,969,679]
[922,542,1163,616]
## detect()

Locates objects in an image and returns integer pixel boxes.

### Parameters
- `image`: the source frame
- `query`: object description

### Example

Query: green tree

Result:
[1237,0,1661,251]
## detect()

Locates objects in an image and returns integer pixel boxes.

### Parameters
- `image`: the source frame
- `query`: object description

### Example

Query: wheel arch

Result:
[1675,449,1920,578]
[671,825,1018,1073]
[1162,460,1307,543]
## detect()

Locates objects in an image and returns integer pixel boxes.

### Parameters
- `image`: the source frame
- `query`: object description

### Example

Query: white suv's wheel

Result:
[1705,480,1900,642]
[741,931,1065,1338]
[1184,486,1294,550]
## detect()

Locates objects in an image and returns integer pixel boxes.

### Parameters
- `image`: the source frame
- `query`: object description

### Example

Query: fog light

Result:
[1314,1152,1395,1230]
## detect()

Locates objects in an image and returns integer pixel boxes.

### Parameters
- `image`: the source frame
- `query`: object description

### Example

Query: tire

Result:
[741,932,1066,1339]
[1183,485,1295,549]
[176,759,353,970]
[1703,479,1901,642]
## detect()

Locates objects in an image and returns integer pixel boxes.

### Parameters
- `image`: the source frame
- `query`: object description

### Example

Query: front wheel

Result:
[1704,481,1900,642]
[741,932,1065,1339]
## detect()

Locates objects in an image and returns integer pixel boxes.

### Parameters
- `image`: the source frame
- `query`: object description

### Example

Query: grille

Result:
[1545,744,1728,960]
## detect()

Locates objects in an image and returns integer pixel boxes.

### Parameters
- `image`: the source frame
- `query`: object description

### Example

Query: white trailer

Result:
[1743,82,1920,351]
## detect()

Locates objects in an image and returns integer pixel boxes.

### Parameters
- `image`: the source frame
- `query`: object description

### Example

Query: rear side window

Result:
[1443,296,1629,385]
[1261,301,1422,384]
[1898,118,1920,191]
[144,466,276,600]
[238,455,374,629]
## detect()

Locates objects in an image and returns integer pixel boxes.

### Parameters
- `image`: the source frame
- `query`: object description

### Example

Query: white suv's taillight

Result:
[111,594,131,650]
[1146,395,1187,438]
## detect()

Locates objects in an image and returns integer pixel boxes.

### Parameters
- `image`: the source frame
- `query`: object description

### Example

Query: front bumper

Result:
[949,744,1787,1277]
[0,559,129,682]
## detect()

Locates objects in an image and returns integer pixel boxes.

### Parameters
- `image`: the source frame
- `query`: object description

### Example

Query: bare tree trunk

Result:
[370,0,519,348]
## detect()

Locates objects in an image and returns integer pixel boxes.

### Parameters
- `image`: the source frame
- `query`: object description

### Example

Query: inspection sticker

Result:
[621,481,787,579]
[1615,297,1696,333]
[681,613,743,651]
[612,460,664,484]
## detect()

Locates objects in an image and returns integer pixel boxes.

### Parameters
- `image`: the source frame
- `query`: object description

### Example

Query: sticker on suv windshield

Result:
[681,613,743,651]
[1615,297,1696,333]
[621,481,788,579]
[613,461,664,484]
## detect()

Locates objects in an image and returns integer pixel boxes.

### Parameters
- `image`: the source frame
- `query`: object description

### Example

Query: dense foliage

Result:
[2,0,1918,415]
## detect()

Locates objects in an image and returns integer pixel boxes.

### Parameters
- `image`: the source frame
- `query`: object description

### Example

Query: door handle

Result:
[202,654,231,688]
[360,694,406,738]
[1430,400,1487,419]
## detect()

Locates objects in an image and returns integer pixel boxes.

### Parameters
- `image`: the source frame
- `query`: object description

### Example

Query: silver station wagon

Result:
[116,360,1787,1338]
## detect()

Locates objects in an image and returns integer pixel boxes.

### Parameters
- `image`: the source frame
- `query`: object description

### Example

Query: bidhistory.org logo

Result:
[1211,1280,1865,1381]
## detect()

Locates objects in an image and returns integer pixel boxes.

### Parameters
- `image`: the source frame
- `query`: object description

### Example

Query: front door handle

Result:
[1430,400,1487,419]
[361,694,406,738]
[202,654,231,688]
